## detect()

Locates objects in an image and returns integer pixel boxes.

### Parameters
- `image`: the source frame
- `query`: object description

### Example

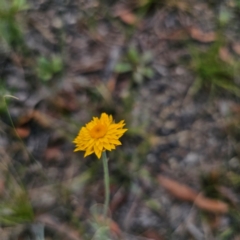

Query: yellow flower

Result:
[73,113,128,159]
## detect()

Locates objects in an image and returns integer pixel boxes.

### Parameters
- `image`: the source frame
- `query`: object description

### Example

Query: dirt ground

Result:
[1,0,240,239]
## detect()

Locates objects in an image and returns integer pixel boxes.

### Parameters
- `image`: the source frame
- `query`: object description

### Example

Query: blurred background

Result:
[1,0,240,239]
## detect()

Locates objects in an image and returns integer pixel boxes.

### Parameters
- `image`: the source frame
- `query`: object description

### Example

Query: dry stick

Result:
[3,95,38,164]
[3,95,28,187]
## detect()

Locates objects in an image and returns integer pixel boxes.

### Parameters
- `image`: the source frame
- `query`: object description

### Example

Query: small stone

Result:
[164,120,177,130]
[218,101,231,117]
[147,153,157,163]
[177,130,190,148]
[229,157,240,169]
[153,64,168,76]
[169,157,179,170]
[29,186,56,209]
[184,152,199,165]
[63,13,77,25]
[52,17,63,29]
[175,66,185,75]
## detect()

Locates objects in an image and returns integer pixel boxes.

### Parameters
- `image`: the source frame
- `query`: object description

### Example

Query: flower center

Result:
[90,123,107,139]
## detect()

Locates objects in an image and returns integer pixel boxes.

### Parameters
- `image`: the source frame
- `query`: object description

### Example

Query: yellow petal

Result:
[94,144,102,159]
[84,148,94,157]
[86,138,95,147]
[109,144,116,150]
[109,139,122,145]
[96,140,103,152]
[103,141,112,151]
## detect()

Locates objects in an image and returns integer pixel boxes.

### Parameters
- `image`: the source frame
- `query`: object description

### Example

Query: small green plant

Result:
[218,6,232,26]
[127,0,188,17]
[0,0,28,48]
[115,46,154,85]
[0,191,34,225]
[0,80,11,113]
[36,56,63,82]
[235,0,240,8]
[190,42,240,97]
[218,210,240,240]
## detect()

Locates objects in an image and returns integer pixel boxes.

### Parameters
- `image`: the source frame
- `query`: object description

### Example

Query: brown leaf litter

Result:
[158,175,228,213]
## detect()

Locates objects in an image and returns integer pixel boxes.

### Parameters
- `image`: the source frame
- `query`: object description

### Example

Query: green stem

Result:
[102,151,109,219]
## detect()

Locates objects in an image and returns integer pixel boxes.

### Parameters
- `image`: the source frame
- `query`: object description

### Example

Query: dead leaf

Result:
[143,229,165,240]
[232,42,240,55]
[189,27,216,43]
[165,29,189,40]
[17,110,34,126]
[194,194,228,214]
[158,175,197,201]
[109,219,122,237]
[52,91,78,112]
[219,47,233,64]
[118,10,138,25]
[158,175,228,213]
[156,29,189,41]
[44,147,62,162]
[15,126,30,138]
[106,75,117,93]
[32,111,53,128]
[113,5,138,25]
[18,110,53,128]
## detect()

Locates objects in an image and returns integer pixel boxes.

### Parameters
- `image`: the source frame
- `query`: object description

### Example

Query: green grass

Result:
[0,190,34,225]
[0,0,28,49]
[190,41,240,97]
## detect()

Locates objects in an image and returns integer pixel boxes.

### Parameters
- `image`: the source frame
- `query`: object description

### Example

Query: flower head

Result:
[73,113,127,159]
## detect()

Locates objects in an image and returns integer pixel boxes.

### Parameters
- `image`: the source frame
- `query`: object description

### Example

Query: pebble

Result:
[218,101,231,117]
[169,157,179,170]
[177,130,190,148]
[184,152,199,165]
[229,157,240,169]
[29,187,56,210]
[52,17,63,29]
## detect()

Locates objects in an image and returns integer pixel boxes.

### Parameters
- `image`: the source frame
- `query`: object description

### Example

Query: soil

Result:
[1,0,240,239]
